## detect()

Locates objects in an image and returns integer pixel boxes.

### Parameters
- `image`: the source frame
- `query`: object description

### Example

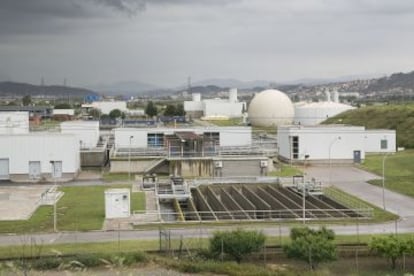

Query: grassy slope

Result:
[0,186,145,233]
[324,104,414,148]
[361,150,414,197]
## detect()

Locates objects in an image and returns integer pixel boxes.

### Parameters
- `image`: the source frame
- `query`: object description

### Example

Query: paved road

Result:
[304,166,414,217]
[1,166,414,247]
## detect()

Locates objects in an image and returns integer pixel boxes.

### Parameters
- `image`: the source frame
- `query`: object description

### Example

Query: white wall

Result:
[0,134,80,174]
[114,128,148,148]
[277,125,366,161]
[203,101,245,118]
[184,100,203,112]
[60,121,100,148]
[219,127,251,146]
[90,101,128,114]
[364,130,396,153]
[114,126,252,148]
[53,109,75,116]
[0,112,29,134]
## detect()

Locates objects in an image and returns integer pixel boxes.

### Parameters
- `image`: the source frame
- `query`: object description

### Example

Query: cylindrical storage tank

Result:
[333,90,339,103]
[325,90,331,102]
[229,88,238,103]
[248,89,294,127]
[294,102,355,125]
[192,93,201,102]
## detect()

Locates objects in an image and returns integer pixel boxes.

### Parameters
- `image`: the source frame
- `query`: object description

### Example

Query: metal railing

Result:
[131,208,373,222]
[189,176,281,187]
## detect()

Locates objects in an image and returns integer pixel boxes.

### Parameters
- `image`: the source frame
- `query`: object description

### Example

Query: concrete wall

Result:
[0,134,80,182]
[109,159,155,173]
[0,111,29,134]
[114,126,252,148]
[170,159,213,177]
[203,101,245,118]
[219,127,251,146]
[277,125,366,162]
[61,121,100,148]
[81,150,107,167]
[364,130,396,153]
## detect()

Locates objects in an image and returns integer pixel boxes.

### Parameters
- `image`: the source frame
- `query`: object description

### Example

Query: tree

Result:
[88,108,101,120]
[209,229,265,263]
[109,109,122,119]
[176,103,186,116]
[284,227,336,270]
[22,95,32,106]
[145,101,158,117]
[163,104,177,116]
[370,235,414,270]
[54,103,71,109]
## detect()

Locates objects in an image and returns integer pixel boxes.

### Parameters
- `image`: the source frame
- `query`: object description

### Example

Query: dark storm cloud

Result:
[0,0,239,37]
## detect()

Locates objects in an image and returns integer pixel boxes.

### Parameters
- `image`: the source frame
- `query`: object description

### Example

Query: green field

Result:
[0,185,145,234]
[267,163,303,177]
[361,150,414,197]
[324,103,414,148]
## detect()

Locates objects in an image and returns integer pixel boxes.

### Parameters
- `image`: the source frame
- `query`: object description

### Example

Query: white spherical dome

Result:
[248,89,294,127]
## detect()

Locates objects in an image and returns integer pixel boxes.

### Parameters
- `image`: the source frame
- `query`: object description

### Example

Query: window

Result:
[380,139,388,150]
[204,132,220,145]
[292,136,299,159]
[147,133,164,147]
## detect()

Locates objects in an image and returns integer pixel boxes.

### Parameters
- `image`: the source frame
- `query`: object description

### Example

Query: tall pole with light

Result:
[129,135,134,183]
[328,136,341,186]
[382,153,388,210]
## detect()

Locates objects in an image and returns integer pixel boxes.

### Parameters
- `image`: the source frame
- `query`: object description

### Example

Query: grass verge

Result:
[360,150,414,198]
[0,185,145,233]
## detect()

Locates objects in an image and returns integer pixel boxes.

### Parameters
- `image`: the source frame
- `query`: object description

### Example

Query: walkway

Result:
[303,166,414,217]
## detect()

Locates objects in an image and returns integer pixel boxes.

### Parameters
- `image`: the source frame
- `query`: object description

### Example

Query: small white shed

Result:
[104,188,131,219]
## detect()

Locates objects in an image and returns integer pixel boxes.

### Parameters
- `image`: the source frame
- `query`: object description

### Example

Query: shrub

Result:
[209,229,266,263]
[284,226,336,270]
[30,257,61,270]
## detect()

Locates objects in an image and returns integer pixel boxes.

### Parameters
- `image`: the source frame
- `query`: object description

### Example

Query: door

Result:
[29,161,41,179]
[51,161,62,178]
[353,150,361,163]
[0,159,9,180]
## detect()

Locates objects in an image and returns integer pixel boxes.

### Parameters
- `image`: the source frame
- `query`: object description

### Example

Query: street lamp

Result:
[328,136,341,186]
[129,135,134,182]
[382,153,388,210]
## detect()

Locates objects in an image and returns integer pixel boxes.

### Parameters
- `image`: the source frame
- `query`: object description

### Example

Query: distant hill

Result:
[364,71,414,93]
[324,104,414,148]
[87,81,161,97]
[0,81,99,98]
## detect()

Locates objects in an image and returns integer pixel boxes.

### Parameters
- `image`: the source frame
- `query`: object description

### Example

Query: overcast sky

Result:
[1,0,414,88]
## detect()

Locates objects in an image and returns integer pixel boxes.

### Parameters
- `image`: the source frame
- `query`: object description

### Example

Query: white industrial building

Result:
[0,134,80,182]
[248,89,295,127]
[0,112,29,134]
[277,125,396,164]
[53,109,75,116]
[114,126,252,149]
[294,90,355,125]
[184,88,246,119]
[60,121,100,148]
[82,100,128,115]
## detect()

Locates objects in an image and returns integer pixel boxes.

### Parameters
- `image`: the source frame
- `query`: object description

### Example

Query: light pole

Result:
[328,136,341,186]
[129,135,134,182]
[382,153,388,210]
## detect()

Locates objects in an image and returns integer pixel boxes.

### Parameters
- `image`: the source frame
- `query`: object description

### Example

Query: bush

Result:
[209,229,266,263]
[30,257,61,270]
[284,226,336,270]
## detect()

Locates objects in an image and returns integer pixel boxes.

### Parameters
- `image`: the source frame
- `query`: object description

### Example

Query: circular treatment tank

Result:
[248,89,294,127]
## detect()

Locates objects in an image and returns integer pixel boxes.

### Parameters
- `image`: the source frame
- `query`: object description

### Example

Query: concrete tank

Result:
[229,88,238,103]
[192,93,201,102]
